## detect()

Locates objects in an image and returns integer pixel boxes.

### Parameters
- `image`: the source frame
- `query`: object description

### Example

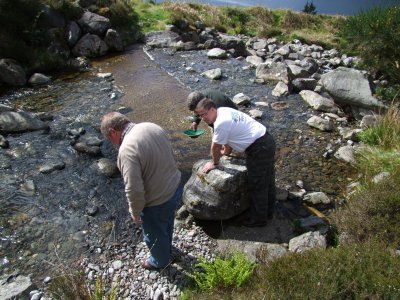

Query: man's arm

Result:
[119,154,145,225]
[190,115,201,131]
[221,144,232,156]
[202,142,223,173]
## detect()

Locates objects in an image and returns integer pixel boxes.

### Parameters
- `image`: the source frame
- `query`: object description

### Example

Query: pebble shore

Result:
[36,221,217,300]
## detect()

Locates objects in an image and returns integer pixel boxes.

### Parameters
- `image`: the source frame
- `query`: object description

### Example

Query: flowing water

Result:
[0,44,355,284]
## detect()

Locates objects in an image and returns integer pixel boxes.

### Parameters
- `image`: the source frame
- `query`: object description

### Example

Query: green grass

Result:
[357,106,400,150]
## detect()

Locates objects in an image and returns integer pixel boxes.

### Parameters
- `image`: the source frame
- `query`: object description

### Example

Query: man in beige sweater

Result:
[101,112,182,270]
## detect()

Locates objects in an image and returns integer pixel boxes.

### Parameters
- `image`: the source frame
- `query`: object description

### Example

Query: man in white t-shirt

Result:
[195,98,276,227]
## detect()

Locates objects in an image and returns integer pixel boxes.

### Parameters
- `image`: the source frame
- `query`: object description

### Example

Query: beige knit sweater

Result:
[117,122,181,217]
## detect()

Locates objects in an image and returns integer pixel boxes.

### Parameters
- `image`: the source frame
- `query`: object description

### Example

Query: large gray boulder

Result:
[145,31,182,48]
[299,90,338,113]
[0,111,49,133]
[183,158,250,220]
[256,62,289,85]
[72,33,109,58]
[319,67,385,109]
[78,11,111,36]
[67,21,82,47]
[218,34,246,57]
[0,59,26,86]
[104,29,124,52]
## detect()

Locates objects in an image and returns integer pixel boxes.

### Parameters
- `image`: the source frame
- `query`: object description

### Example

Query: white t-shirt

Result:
[213,107,266,152]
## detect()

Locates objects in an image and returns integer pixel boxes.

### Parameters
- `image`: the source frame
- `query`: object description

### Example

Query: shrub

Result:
[340,6,400,83]
[187,252,256,291]
[303,1,317,14]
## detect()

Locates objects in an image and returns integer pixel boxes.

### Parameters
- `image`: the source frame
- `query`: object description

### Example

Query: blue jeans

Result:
[140,184,183,268]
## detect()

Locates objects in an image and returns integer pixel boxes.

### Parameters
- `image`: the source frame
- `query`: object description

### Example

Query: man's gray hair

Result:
[100,112,130,137]
[187,91,205,111]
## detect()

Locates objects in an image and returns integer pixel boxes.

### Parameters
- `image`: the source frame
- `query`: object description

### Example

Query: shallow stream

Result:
[0,44,354,283]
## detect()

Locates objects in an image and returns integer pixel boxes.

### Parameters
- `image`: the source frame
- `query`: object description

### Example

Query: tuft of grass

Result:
[47,269,118,300]
[47,270,91,299]
[357,105,400,150]
[186,252,256,292]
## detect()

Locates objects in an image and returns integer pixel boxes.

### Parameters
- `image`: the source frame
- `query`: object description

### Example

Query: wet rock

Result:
[97,73,112,79]
[28,73,51,86]
[299,90,338,113]
[218,34,246,57]
[0,274,35,299]
[307,116,333,131]
[233,93,251,106]
[256,62,289,85]
[201,68,222,80]
[0,134,9,148]
[97,158,119,177]
[68,56,92,72]
[145,31,182,48]
[303,192,331,205]
[334,145,356,165]
[287,64,309,80]
[72,33,109,58]
[360,114,379,128]
[67,21,82,47]
[270,102,289,110]
[0,111,49,133]
[104,29,124,52]
[338,127,362,141]
[183,158,250,220]
[0,104,13,112]
[207,48,227,59]
[73,134,103,155]
[246,55,263,67]
[249,109,263,119]
[272,81,289,97]
[0,58,26,86]
[39,160,65,174]
[292,78,317,93]
[20,179,36,196]
[78,11,111,36]
[86,205,99,216]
